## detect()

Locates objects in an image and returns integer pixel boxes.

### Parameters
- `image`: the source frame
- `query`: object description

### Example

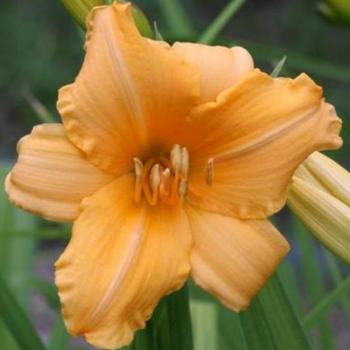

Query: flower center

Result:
[133,144,190,206]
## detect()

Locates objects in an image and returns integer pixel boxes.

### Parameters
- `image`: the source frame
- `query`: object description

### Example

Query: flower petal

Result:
[186,205,289,311]
[58,2,200,174]
[173,43,254,102]
[187,70,342,219]
[55,175,192,349]
[5,124,112,222]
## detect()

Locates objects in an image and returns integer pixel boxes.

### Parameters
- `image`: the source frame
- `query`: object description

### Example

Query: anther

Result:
[170,144,181,172]
[149,164,161,193]
[206,158,214,185]
[180,147,189,178]
[133,158,144,202]
[133,157,144,178]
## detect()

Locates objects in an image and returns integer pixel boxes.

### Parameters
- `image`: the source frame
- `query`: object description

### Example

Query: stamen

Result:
[133,144,191,205]
[170,144,181,172]
[133,157,144,202]
[206,158,214,185]
[149,163,161,192]
[178,179,188,197]
[146,164,160,206]
[160,168,171,196]
[180,147,190,178]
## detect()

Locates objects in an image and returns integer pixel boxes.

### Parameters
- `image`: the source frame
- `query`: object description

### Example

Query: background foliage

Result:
[0,0,350,349]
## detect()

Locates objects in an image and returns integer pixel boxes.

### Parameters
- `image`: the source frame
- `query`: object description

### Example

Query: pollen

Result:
[133,144,190,205]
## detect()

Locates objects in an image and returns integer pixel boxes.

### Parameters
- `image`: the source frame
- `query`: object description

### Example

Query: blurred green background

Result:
[0,0,350,349]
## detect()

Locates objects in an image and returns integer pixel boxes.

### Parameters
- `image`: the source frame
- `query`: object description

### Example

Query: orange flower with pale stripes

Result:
[5,3,342,349]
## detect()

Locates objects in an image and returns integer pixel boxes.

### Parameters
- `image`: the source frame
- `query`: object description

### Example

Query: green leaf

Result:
[291,219,334,349]
[0,164,37,350]
[303,275,350,329]
[48,316,68,350]
[166,284,193,350]
[131,4,154,39]
[191,300,218,350]
[271,56,287,77]
[217,306,248,350]
[60,0,105,29]
[198,0,246,44]
[324,249,350,328]
[154,22,164,41]
[240,272,311,350]
[0,228,70,240]
[129,283,193,350]
[29,278,60,310]
[236,40,350,83]
[0,274,47,350]
[156,0,194,37]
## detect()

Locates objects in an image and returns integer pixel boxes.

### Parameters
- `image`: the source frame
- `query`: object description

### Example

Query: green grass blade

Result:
[198,0,246,44]
[324,249,350,328]
[166,283,193,350]
[217,307,248,350]
[190,300,217,350]
[240,272,311,350]
[47,316,68,350]
[0,165,37,349]
[156,0,194,37]
[271,56,287,77]
[292,219,335,350]
[130,283,193,350]
[277,259,303,317]
[236,40,350,83]
[29,278,60,310]
[303,275,350,329]
[0,228,70,240]
[0,274,47,350]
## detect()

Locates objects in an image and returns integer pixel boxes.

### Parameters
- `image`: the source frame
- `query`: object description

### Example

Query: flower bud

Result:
[318,0,350,26]
[288,152,350,263]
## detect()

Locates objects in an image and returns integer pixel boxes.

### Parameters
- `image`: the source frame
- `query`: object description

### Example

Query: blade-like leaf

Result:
[0,164,37,350]
[240,272,311,350]
[48,316,68,350]
[129,283,193,350]
[166,283,193,350]
[271,56,287,77]
[156,0,194,37]
[303,275,350,329]
[198,0,246,44]
[0,274,47,350]
[29,278,60,310]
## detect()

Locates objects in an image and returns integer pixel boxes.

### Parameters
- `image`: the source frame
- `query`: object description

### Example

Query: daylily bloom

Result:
[5,3,342,349]
[288,152,350,263]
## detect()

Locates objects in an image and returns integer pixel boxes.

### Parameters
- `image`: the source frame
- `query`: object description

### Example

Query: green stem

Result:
[198,0,246,44]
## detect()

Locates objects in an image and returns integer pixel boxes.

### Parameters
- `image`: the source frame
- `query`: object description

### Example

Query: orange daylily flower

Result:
[5,3,342,349]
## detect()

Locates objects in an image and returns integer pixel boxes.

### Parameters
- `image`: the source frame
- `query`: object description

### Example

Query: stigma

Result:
[133,144,190,205]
